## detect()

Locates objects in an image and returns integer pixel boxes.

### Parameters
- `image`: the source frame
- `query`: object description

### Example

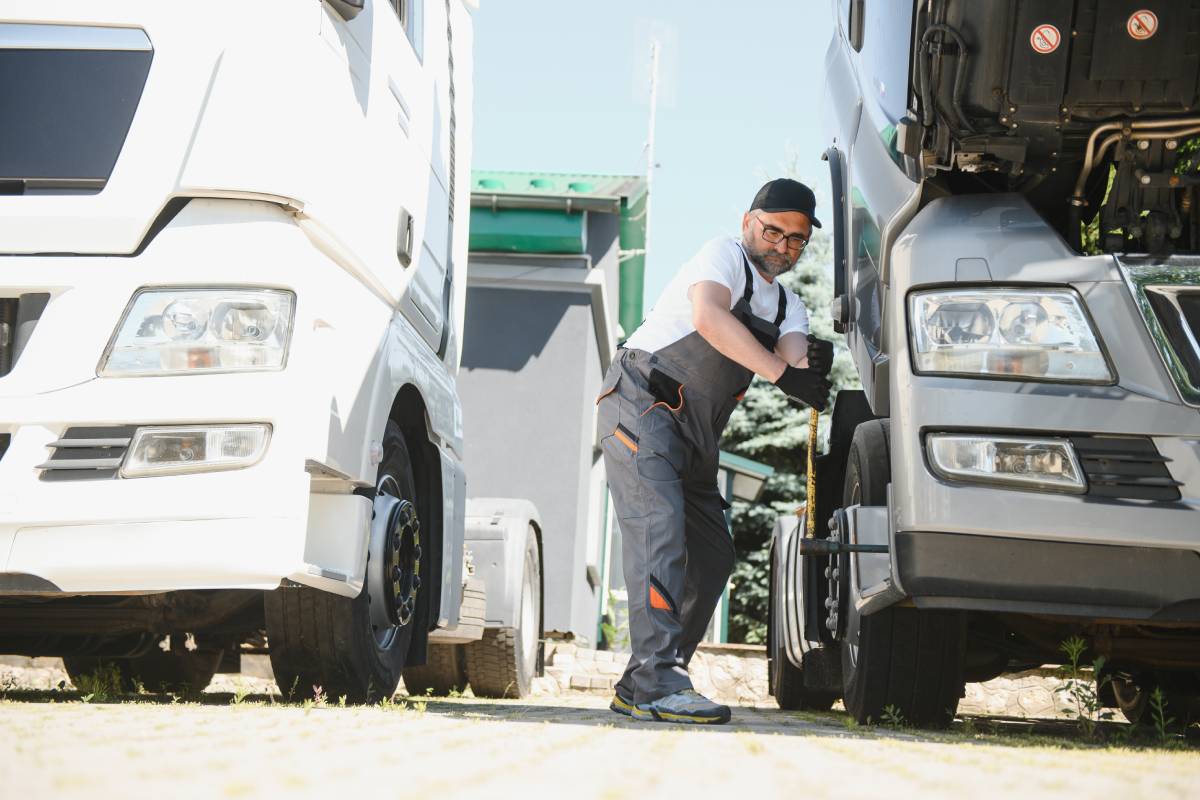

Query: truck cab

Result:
[0,0,542,703]
[771,0,1200,728]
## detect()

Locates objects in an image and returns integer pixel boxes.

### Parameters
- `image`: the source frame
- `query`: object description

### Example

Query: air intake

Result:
[1071,436,1182,502]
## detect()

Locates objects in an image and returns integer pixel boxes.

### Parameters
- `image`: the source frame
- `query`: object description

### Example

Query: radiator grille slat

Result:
[39,425,135,481]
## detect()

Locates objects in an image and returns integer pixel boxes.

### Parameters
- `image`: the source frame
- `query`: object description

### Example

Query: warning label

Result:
[1127,9,1158,40]
[1030,24,1062,54]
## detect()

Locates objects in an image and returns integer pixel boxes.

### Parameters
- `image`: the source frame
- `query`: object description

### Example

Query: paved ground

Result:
[2,683,1197,800]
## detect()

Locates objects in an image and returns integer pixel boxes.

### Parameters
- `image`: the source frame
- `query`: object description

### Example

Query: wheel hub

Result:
[823,508,851,641]
[385,500,422,626]
[367,485,422,643]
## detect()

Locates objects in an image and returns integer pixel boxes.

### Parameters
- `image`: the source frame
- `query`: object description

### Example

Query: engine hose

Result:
[919,23,976,135]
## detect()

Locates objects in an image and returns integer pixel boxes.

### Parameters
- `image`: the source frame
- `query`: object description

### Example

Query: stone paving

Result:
[540,643,1083,719]
[2,686,1197,799]
[2,657,1198,799]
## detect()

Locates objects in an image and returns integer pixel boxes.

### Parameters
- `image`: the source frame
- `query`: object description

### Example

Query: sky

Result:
[470,0,837,319]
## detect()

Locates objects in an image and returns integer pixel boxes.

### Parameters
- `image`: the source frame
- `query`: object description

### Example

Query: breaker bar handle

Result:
[797,538,889,556]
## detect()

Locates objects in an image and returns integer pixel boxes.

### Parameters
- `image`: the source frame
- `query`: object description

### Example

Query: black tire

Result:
[839,419,966,728]
[465,527,541,699]
[265,422,423,704]
[64,640,222,696]
[403,644,467,696]
[769,543,837,711]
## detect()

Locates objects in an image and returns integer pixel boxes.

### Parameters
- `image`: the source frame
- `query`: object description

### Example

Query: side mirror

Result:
[326,0,364,21]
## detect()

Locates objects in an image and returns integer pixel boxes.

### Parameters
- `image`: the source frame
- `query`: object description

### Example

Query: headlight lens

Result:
[101,289,295,376]
[909,289,1112,381]
[927,434,1086,493]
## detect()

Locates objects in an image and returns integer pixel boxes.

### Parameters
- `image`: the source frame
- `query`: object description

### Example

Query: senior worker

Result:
[596,178,833,725]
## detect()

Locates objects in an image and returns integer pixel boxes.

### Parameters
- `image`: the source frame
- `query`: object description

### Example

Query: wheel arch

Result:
[386,383,446,665]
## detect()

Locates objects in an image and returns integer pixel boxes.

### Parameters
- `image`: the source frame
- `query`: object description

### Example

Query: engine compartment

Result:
[905,0,1200,255]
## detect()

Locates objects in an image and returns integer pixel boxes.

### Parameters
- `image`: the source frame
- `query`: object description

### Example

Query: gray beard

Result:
[745,247,796,280]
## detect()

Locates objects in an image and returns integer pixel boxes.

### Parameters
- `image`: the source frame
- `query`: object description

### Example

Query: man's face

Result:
[740,210,812,279]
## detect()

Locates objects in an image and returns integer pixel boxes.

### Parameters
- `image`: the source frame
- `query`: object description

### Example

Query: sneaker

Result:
[635,689,731,725]
[609,692,637,717]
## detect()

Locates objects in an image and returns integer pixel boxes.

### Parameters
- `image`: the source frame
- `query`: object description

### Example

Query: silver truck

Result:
[770,0,1200,728]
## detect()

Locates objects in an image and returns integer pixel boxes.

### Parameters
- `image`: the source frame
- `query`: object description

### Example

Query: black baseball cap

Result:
[750,178,822,228]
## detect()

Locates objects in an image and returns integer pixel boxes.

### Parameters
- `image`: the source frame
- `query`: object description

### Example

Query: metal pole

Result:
[644,40,660,263]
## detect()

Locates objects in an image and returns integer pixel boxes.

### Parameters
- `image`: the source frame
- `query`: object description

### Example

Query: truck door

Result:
[383,0,451,354]
[834,0,919,412]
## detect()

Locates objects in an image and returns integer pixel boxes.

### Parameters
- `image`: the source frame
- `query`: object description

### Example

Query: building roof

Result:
[718,451,776,479]
[472,170,648,209]
[470,169,650,337]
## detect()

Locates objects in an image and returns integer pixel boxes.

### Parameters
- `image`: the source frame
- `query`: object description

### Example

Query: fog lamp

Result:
[926,434,1085,493]
[121,424,271,478]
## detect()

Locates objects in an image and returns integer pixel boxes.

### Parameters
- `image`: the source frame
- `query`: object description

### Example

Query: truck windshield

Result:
[0,24,152,195]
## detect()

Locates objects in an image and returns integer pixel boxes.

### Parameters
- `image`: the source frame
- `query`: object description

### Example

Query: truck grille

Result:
[0,24,153,195]
[1145,288,1200,390]
[1119,256,1200,406]
[0,293,50,378]
[1072,436,1182,502]
[38,426,136,481]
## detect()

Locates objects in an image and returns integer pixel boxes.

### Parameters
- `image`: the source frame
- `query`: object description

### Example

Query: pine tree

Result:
[721,230,859,643]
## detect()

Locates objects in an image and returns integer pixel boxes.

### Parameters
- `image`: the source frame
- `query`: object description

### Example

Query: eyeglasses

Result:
[754,216,809,251]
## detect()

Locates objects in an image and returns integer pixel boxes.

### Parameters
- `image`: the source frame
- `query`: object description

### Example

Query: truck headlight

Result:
[100,289,295,376]
[927,434,1085,493]
[909,289,1112,382]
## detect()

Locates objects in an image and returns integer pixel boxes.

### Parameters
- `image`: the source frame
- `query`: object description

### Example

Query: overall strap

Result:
[740,245,788,329]
[738,248,755,305]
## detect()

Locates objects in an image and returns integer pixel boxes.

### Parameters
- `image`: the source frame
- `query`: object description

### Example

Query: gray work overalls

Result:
[597,249,787,704]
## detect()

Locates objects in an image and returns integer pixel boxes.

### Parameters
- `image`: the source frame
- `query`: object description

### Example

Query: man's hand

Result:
[773,366,831,411]
[806,334,834,377]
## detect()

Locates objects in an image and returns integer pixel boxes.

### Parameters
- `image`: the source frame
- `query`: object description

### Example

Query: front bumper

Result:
[0,200,388,596]
[896,531,1200,622]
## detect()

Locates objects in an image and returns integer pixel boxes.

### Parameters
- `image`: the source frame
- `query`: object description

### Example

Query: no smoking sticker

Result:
[1127,9,1158,40]
[1030,24,1061,54]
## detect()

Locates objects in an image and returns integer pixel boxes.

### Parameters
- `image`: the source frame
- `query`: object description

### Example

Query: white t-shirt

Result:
[624,236,810,353]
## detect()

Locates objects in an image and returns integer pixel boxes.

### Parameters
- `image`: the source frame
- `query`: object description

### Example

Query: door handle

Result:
[397,208,415,267]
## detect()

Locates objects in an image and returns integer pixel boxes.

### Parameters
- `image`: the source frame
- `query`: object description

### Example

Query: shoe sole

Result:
[609,696,638,718]
[637,706,731,725]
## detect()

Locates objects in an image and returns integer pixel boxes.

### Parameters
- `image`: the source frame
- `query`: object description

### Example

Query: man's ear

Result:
[741,211,752,234]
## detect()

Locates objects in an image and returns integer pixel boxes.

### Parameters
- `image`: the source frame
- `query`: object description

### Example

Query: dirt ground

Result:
[1,664,1197,800]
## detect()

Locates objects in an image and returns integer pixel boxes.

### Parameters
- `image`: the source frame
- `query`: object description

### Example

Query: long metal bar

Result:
[797,539,889,556]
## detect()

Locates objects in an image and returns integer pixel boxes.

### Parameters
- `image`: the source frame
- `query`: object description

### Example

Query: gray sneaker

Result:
[635,689,731,725]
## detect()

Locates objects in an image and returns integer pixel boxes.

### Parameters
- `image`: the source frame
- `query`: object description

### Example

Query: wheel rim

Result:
[373,474,421,649]
[1112,677,1146,716]
[843,477,863,669]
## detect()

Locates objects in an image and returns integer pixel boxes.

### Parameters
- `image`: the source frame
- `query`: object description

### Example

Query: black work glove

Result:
[774,365,831,411]
[806,333,835,377]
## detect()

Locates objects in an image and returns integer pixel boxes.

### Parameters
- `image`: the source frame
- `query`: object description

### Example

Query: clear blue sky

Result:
[471,1,836,320]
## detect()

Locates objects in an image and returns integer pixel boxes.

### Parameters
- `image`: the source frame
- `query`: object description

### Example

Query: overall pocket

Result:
[642,367,686,417]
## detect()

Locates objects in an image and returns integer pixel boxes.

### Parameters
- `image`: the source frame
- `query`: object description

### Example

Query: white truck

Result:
[0,0,542,702]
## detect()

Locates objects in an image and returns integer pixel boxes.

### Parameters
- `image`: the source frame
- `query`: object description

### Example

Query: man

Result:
[596,178,833,724]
